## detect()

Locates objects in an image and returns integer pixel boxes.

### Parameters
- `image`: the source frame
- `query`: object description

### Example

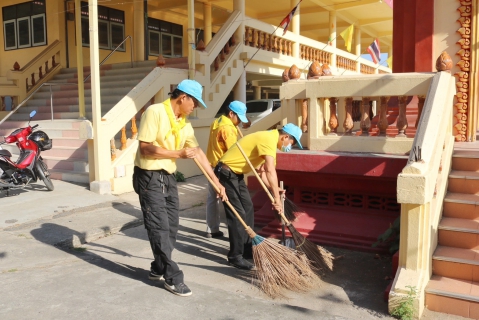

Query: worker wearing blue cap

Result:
[215,123,303,270]
[133,79,228,297]
[205,101,248,239]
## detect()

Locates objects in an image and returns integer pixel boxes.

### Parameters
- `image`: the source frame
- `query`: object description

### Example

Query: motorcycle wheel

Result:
[36,159,54,191]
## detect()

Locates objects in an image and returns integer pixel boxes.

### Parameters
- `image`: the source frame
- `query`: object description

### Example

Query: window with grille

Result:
[148,18,183,58]
[80,2,125,51]
[2,0,47,51]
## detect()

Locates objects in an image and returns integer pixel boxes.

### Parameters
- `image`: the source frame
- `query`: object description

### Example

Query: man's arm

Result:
[263,155,282,214]
[194,147,228,202]
[139,141,196,159]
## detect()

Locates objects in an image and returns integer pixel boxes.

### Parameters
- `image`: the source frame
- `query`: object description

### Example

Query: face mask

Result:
[281,142,292,152]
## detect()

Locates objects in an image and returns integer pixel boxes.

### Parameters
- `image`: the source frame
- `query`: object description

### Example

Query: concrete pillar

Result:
[74,0,85,119]
[88,0,111,194]
[253,86,261,100]
[291,0,300,59]
[329,11,337,68]
[133,0,145,61]
[187,0,195,79]
[204,2,212,45]
[355,26,361,73]
[233,0,246,103]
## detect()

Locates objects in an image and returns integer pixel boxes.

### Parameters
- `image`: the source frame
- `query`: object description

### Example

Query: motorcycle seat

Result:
[0,149,12,157]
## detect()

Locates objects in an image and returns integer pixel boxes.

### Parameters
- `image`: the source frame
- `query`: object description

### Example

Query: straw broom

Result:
[236,126,300,222]
[193,158,318,298]
[235,142,334,272]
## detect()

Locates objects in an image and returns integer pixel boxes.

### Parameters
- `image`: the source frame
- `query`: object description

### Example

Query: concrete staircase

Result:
[424,149,479,318]
[0,58,188,184]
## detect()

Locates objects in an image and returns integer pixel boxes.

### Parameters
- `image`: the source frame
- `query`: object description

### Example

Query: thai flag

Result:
[367,39,381,64]
[279,0,302,36]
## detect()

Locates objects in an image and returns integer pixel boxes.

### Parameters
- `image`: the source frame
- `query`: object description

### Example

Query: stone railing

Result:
[245,26,294,57]
[300,44,331,65]
[280,63,456,318]
[360,63,376,74]
[0,40,62,107]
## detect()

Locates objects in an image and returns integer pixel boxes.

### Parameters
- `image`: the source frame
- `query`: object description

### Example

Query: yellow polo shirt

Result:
[206,115,239,167]
[134,99,198,173]
[220,130,278,174]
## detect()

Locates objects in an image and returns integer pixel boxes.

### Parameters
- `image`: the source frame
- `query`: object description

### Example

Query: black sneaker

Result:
[206,231,224,238]
[164,282,192,297]
[228,256,256,270]
[148,269,164,281]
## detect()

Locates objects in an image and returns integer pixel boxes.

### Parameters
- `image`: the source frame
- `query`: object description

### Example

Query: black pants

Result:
[134,166,183,285]
[216,166,254,259]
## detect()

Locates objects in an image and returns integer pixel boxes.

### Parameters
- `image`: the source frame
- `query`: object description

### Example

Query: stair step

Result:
[444,193,479,220]
[453,151,479,172]
[432,246,479,281]
[43,156,89,173]
[425,275,479,318]
[448,170,479,194]
[49,169,89,184]
[438,217,479,249]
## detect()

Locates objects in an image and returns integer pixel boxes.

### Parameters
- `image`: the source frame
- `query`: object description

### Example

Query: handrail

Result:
[83,35,133,82]
[0,35,134,126]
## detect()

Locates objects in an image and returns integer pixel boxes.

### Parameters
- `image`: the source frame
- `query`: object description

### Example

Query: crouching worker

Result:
[133,79,227,297]
[215,123,303,270]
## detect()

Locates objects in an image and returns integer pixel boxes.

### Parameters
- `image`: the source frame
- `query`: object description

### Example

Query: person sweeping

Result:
[204,101,248,239]
[215,123,303,270]
[133,79,227,297]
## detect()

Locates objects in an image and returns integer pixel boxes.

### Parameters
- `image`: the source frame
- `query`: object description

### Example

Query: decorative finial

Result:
[436,51,452,72]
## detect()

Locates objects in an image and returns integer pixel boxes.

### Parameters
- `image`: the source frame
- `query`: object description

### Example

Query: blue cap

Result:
[228,101,248,123]
[282,123,303,149]
[176,79,207,109]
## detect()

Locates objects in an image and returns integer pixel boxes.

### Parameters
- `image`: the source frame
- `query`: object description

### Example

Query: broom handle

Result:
[235,142,291,225]
[193,158,249,230]
[237,126,244,138]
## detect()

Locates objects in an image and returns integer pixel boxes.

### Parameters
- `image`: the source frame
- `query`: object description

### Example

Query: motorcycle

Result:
[0,110,54,195]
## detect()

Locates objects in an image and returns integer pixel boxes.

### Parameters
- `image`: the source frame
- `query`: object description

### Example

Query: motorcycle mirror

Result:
[29,110,37,118]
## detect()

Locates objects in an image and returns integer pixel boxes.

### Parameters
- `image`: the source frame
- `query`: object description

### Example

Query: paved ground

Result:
[0,176,466,319]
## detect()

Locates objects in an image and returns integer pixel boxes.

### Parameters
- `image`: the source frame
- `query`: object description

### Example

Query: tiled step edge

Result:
[438,224,479,234]
[433,254,479,266]
[426,288,479,303]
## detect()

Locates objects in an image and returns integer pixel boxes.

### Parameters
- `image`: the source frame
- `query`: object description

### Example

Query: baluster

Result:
[121,126,127,150]
[288,41,292,56]
[253,29,259,48]
[300,45,304,59]
[39,66,43,79]
[397,96,409,137]
[214,56,219,71]
[273,37,278,52]
[328,97,338,135]
[258,32,264,49]
[31,73,36,86]
[230,35,236,46]
[244,26,250,46]
[220,48,226,62]
[52,55,57,67]
[378,96,391,136]
[110,138,116,161]
[360,97,371,136]
[224,41,230,54]
[45,61,49,73]
[26,78,29,91]
[131,115,138,139]
[415,95,426,128]
[314,50,319,61]
[278,39,283,54]
[0,96,5,111]
[343,97,354,135]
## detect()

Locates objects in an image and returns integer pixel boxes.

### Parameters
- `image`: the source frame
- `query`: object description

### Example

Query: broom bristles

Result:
[289,223,334,272]
[283,198,299,222]
[251,234,320,299]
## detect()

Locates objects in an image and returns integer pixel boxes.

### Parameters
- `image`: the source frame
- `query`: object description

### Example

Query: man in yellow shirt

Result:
[215,123,303,270]
[205,101,248,238]
[133,79,227,297]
